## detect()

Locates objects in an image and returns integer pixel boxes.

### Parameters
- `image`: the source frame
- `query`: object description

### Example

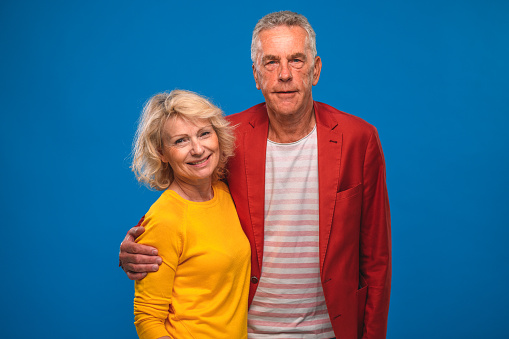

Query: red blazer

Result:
[226,101,391,339]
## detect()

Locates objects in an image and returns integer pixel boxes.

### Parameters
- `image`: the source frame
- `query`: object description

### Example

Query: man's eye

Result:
[290,59,304,69]
[264,61,278,70]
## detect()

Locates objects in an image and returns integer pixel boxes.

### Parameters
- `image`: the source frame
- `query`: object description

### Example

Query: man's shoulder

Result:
[226,102,266,126]
[315,101,377,135]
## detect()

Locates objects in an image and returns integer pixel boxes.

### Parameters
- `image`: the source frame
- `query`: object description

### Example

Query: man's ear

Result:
[253,64,261,90]
[312,56,322,86]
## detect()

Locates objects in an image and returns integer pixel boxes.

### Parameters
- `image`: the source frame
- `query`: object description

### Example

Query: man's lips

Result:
[273,90,298,98]
[274,90,297,94]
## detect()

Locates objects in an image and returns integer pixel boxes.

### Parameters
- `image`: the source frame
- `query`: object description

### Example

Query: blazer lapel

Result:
[315,102,343,274]
[243,109,269,271]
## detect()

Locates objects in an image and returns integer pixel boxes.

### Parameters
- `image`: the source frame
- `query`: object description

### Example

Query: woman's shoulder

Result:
[137,191,186,251]
[214,181,238,208]
[144,190,188,227]
[214,180,230,194]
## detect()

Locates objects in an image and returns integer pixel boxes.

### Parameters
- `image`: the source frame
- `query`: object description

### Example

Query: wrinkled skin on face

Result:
[252,25,322,126]
[159,116,220,188]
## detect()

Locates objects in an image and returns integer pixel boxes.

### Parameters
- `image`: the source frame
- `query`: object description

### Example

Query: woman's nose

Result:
[190,139,204,155]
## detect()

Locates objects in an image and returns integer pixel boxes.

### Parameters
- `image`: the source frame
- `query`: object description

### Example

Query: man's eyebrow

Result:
[262,54,280,63]
[290,52,307,60]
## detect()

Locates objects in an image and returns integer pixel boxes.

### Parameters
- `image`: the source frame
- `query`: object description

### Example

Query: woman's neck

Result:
[169,178,214,202]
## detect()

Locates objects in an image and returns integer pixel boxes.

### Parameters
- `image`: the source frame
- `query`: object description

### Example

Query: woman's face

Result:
[159,116,220,186]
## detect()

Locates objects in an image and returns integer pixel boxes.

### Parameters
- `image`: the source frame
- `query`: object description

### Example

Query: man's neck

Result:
[266,106,316,144]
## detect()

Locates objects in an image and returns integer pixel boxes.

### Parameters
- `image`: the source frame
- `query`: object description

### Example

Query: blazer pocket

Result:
[357,274,368,338]
[337,183,362,200]
[334,184,363,239]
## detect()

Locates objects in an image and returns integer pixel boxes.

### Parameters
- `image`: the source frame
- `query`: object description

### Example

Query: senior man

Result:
[120,11,391,339]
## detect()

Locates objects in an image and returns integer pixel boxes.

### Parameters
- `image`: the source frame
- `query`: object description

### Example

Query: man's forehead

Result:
[258,27,309,51]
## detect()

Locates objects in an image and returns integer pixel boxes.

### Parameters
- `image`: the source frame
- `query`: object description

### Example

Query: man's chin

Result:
[268,101,307,117]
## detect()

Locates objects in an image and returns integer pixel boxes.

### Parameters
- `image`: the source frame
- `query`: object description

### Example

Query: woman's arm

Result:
[133,214,180,339]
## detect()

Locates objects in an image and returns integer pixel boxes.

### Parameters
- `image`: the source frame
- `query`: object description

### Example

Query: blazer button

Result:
[251,276,259,284]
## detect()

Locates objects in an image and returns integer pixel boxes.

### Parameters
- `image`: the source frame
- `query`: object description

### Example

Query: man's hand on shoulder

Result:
[119,226,162,280]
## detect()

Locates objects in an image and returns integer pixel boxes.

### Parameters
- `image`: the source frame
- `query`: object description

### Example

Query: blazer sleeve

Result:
[359,128,392,339]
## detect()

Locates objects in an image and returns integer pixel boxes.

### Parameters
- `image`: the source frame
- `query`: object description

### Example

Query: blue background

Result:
[1,0,508,338]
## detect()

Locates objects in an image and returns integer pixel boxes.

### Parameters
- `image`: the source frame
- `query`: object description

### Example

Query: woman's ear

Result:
[158,147,169,164]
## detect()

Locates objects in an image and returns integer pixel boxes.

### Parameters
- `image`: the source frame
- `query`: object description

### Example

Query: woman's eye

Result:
[174,138,186,145]
[200,131,210,137]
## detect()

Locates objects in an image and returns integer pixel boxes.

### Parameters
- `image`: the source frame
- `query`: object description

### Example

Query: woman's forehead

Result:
[163,116,212,135]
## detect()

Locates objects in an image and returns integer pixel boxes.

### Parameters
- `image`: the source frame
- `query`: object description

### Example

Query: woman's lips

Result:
[187,154,211,166]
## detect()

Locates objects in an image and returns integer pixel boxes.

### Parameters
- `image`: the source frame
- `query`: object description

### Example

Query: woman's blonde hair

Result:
[131,90,235,190]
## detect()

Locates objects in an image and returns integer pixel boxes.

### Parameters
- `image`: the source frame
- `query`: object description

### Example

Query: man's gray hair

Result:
[251,11,317,64]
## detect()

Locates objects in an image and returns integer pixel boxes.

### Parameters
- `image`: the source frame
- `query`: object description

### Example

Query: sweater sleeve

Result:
[133,206,182,339]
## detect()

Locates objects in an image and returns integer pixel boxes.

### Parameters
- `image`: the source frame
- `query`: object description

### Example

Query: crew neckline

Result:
[267,124,317,146]
[164,184,219,206]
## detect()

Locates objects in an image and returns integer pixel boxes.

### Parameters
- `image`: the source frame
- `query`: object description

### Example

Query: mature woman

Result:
[131,90,251,339]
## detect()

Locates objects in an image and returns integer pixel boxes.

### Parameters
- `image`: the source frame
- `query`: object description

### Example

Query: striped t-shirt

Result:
[247,126,335,338]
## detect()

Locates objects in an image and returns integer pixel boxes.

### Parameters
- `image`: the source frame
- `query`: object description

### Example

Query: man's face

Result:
[252,25,321,119]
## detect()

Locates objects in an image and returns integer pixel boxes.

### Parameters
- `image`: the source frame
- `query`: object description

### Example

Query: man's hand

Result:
[119,226,162,280]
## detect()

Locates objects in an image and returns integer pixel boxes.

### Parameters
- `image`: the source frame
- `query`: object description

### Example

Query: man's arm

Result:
[119,225,162,280]
[359,129,392,339]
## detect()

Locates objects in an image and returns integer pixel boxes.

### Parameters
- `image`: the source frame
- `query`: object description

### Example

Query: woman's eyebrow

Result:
[198,124,214,131]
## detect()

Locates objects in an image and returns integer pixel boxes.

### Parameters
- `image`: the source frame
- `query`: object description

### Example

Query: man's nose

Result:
[278,61,292,81]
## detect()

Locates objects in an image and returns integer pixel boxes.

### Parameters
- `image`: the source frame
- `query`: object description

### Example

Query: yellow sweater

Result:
[134,182,251,339]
